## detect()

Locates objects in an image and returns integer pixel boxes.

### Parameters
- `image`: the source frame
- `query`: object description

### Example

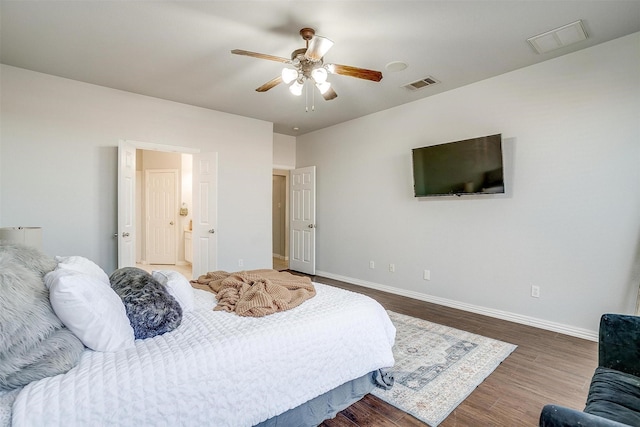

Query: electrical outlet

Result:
[423,270,431,280]
[369,261,375,269]
[531,285,540,298]
[238,259,244,267]
[389,264,395,272]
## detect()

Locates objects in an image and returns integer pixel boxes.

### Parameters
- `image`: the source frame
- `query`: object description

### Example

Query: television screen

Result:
[412,134,504,197]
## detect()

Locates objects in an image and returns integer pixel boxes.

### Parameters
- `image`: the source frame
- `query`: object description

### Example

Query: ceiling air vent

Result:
[403,76,439,91]
[527,20,588,54]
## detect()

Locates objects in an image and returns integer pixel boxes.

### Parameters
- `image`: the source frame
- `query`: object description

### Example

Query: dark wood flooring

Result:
[303,274,598,427]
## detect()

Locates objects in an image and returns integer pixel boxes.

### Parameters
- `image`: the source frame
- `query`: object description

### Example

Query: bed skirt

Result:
[256,369,392,427]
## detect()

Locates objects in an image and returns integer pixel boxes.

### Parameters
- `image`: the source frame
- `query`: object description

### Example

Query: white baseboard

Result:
[316,270,598,342]
[272,254,288,260]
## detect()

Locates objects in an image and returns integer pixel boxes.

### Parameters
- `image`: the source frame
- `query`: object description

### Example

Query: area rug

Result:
[372,311,517,426]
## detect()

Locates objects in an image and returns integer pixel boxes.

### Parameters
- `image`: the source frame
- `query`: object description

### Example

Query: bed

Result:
[0,247,396,426]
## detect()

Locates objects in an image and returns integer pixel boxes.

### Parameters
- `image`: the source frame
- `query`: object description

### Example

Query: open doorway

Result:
[134,149,193,278]
[118,140,218,280]
[272,170,290,271]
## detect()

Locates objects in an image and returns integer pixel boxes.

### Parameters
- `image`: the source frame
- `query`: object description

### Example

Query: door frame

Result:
[117,139,199,269]
[272,169,291,263]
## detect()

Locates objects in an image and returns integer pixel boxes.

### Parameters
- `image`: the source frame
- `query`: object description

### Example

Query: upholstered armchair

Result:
[539,314,640,427]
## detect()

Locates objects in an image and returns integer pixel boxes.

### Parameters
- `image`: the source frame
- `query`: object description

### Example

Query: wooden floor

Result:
[303,274,598,427]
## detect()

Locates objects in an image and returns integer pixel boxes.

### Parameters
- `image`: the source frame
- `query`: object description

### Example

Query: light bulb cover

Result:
[289,80,304,96]
[281,68,298,84]
[316,81,331,95]
[311,67,328,83]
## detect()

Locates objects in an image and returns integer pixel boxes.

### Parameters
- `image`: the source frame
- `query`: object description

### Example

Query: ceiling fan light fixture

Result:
[289,80,304,96]
[316,81,331,95]
[232,28,382,106]
[281,68,298,84]
[311,67,328,83]
[305,36,334,61]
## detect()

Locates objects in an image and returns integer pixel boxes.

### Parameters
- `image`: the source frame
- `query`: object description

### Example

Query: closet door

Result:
[289,166,316,275]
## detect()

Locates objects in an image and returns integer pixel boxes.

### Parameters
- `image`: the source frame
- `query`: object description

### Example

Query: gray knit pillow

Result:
[109,267,182,340]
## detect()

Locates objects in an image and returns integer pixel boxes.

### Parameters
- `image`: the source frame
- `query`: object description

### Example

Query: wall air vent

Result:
[403,76,439,91]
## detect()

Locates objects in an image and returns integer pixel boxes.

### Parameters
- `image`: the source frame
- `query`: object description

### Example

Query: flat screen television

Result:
[412,134,504,197]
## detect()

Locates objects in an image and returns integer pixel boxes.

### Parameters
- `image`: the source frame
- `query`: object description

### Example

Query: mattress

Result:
[9,283,395,426]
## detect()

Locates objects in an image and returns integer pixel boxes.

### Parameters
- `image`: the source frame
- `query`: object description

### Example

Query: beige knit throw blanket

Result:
[190,269,315,317]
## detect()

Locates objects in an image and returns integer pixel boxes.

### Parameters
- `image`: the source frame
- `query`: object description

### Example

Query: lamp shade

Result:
[305,36,334,61]
[0,227,43,250]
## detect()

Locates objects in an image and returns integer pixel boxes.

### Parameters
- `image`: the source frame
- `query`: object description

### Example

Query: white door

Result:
[289,166,316,274]
[146,170,177,264]
[192,152,218,278]
[117,141,136,268]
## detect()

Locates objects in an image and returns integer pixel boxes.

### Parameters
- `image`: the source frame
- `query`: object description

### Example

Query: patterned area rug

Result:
[372,311,517,426]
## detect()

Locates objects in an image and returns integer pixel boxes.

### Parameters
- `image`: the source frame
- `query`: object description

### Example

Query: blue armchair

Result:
[539,314,640,426]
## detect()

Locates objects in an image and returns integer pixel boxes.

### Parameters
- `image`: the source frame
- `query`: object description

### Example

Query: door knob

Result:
[170,221,174,225]
[122,232,130,237]
[209,229,215,234]
[308,224,316,229]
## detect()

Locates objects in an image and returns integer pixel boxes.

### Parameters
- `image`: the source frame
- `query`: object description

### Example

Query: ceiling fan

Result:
[231,28,383,101]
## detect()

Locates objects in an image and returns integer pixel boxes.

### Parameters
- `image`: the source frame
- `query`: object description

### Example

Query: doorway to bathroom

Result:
[272,170,289,271]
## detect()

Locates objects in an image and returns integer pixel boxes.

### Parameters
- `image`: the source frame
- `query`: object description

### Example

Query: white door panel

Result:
[192,152,218,278]
[289,166,316,274]
[117,141,136,268]
[146,170,177,264]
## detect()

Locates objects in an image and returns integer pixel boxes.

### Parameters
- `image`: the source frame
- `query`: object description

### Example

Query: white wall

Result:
[0,65,273,273]
[273,133,296,169]
[296,33,640,337]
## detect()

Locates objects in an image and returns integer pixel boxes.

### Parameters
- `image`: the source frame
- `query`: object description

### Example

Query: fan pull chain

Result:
[312,83,316,112]
[303,80,316,113]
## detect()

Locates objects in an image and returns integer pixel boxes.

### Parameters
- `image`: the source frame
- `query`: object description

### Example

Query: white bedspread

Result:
[11,283,395,427]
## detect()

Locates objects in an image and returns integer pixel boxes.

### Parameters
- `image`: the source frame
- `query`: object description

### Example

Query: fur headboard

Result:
[0,242,84,391]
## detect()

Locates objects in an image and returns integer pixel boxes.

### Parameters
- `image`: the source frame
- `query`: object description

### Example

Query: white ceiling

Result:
[1,1,639,136]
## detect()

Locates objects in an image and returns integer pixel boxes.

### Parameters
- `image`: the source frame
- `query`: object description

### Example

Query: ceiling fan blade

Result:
[231,49,291,64]
[321,86,338,101]
[327,64,383,82]
[256,76,283,92]
[304,35,334,62]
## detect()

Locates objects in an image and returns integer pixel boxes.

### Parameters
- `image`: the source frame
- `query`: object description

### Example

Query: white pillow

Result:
[54,255,110,285]
[45,269,135,352]
[152,270,194,313]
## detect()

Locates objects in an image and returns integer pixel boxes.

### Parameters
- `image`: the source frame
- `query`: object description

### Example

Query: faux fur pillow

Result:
[0,241,56,277]
[0,247,84,391]
[109,267,182,340]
